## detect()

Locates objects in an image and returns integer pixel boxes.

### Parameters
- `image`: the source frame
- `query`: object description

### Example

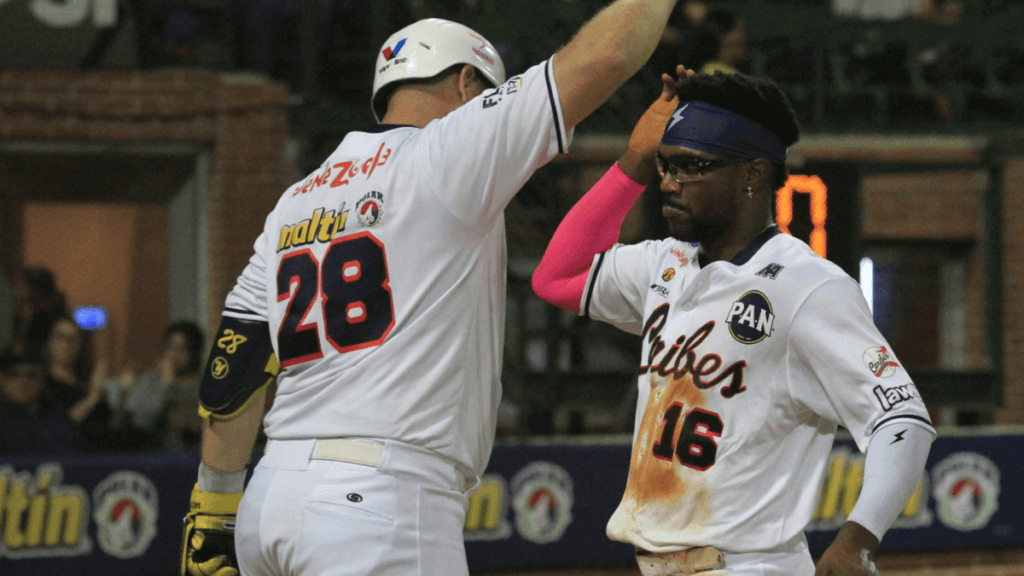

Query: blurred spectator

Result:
[681,9,748,75]
[106,321,205,451]
[913,0,966,121]
[0,347,82,455]
[832,0,922,20]
[10,266,67,356]
[832,0,964,22]
[233,0,332,91]
[646,0,708,78]
[35,312,113,452]
[0,265,12,350]
[917,0,966,23]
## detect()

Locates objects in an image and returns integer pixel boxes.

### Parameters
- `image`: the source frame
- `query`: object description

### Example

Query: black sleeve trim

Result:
[224,306,257,316]
[870,414,934,435]
[544,59,567,154]
[583,252,606,319]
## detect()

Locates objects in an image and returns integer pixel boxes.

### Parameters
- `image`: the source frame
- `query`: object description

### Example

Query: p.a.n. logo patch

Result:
[726,291,775,344]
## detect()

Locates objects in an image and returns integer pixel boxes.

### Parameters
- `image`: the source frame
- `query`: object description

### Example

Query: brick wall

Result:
[0,67,293,337]
[860,171,988,371]
[860,171,983,241]
[997,159,1024,424]
[793,136,1023,424]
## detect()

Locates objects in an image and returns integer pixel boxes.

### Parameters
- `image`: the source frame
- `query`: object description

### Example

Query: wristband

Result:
[198,462,247,494]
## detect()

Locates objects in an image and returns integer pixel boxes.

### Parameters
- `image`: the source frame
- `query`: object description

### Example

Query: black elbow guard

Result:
[199,316,280,420]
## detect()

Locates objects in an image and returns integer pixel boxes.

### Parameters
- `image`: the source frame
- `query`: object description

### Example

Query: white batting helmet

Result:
[371,18,506,122]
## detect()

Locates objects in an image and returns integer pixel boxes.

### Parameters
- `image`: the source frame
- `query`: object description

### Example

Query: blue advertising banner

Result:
[1,428,1022,574]
[0,450,197,575]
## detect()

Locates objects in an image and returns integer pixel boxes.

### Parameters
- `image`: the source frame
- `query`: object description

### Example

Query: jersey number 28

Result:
[276,232,395,367]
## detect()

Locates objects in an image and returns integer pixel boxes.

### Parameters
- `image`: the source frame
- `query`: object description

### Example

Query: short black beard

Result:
[665,192,739,245]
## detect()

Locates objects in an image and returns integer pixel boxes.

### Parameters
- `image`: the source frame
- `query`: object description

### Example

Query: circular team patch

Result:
[356,192,386,227]
[92,471,159,559]
[932,452,1000,531]
[726,291,775,344]
[510,462,574,544]
[662,268,676,282]
[862,346,900,378]
[211,356,229,380]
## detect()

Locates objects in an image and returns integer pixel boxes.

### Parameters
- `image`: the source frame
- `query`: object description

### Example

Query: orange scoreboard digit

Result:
[775,174,828,258]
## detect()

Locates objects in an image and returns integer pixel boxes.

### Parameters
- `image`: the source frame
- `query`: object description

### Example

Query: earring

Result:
[747,186,754,199]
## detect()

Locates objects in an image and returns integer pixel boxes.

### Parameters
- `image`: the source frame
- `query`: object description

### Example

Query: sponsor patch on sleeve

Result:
[863,345,900,378]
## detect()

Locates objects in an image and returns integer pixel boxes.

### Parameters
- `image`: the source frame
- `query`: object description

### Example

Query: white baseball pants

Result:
[235,438,472,576]
[696,533,816,576]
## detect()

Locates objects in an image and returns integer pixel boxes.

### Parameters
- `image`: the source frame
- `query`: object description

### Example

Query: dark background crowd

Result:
[0,266,204,456]
[2,0,1021,454]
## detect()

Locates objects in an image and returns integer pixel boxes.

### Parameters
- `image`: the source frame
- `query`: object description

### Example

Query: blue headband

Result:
[661,101,787,165]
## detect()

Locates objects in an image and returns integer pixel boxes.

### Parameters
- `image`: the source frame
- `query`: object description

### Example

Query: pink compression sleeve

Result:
[531,162,647,314]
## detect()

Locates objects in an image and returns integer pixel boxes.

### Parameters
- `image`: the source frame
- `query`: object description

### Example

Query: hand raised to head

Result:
[629,65,696,153]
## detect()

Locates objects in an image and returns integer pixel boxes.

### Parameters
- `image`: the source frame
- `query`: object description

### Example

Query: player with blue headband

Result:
[533,67,934,576]
[649,71,800,258]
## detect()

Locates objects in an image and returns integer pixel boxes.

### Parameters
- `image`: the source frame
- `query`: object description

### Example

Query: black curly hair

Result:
[675,71,801,191]
[165,321,205,374]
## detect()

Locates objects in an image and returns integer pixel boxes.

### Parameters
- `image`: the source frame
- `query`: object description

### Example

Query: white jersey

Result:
[222,58,572,477]
[584,228,934,553]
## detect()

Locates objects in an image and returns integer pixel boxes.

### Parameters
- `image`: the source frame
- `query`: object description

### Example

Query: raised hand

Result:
[629,64,695,153]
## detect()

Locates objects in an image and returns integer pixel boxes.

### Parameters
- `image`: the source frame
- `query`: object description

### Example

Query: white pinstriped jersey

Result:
[221,58,572,477]
[583,227,934,553]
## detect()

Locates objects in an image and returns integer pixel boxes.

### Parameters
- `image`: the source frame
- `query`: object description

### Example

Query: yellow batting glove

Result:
[181,484,242,576]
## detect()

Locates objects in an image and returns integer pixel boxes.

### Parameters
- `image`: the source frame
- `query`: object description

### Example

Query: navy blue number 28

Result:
[276,232,395,367]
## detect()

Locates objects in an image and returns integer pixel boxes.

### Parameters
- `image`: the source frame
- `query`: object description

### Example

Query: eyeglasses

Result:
[656,152,749,183]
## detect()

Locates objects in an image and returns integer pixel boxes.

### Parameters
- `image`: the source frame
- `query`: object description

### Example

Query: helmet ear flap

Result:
[371,18,506,122]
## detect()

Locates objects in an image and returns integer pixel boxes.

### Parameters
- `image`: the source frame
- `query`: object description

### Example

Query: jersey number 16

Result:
[276,231,395,367]
[652,403,724,470]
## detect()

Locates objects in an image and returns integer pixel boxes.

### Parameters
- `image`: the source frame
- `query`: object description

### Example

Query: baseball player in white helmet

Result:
[180,3,691,576]
[532,67,935,576]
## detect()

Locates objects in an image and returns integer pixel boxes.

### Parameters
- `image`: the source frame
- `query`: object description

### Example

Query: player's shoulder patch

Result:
[356,190,386,227]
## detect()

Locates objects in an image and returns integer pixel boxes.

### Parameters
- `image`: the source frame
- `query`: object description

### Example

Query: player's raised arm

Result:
[553,0,681,130]
[532,67,688,314]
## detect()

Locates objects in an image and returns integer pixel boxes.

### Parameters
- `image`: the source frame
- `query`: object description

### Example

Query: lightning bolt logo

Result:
[891,428,908,444]
[667,103,689,131]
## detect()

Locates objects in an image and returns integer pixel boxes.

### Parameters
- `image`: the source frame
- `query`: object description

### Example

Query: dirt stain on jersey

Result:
[621,371,712,525]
